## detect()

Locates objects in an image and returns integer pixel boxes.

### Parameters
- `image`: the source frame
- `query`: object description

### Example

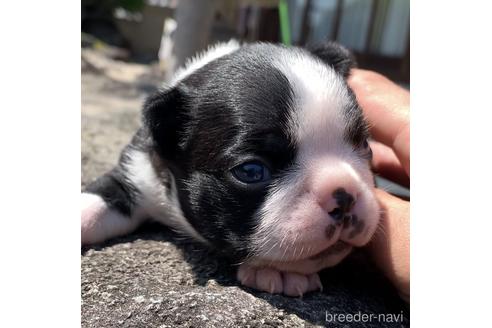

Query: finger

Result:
[367,189,410,301]
[370,141,409,188]
[348,69,410,176]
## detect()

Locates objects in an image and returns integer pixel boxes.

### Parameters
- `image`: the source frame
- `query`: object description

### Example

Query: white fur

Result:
[271,47,349,147]
[171,39,240,85]
[123,150,208,244]
[82,42,379,275]
[248,49,380,265]
[81,193,142,244]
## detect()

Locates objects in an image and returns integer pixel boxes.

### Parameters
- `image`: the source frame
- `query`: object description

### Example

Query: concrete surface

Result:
[81,48,409,327]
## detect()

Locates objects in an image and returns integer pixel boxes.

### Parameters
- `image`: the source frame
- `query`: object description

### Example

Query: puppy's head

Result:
[144,42,379,272]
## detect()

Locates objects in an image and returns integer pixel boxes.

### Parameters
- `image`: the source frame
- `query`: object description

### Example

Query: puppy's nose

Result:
[328,188,355,221]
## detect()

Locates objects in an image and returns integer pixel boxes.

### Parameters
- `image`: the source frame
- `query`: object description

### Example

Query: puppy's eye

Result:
[231,161,272,184]
[362,139,369,149]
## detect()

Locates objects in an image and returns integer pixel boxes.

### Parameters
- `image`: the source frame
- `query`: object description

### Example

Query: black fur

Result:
[143,44,297,258]
[85,43,369,260]
[307,41,356,78]
[85,169,137,216]
[143,87,187,160]
[85,129,151,217]
[343,87,370,149]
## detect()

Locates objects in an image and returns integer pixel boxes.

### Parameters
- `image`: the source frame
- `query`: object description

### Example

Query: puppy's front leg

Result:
[82,169,144,245]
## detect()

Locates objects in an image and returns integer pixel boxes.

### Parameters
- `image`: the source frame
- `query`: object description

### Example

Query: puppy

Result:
[81,41,380,297]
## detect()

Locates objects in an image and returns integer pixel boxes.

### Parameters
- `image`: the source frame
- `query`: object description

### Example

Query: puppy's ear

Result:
[307,41,356,79]
[142,87,188,159]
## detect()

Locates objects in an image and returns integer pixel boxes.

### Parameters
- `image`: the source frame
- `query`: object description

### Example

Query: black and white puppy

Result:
[81,41,380,297]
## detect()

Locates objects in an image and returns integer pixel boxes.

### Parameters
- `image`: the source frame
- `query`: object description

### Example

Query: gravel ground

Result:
[81,49,410,328]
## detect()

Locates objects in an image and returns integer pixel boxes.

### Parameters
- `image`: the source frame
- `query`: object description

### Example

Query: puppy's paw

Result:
[82,193,113,245]
[81,193,138,245]
[237,263,322,297]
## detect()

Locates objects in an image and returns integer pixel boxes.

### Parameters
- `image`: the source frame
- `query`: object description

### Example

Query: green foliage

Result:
[118,0,145,12]
[82,0,145,13]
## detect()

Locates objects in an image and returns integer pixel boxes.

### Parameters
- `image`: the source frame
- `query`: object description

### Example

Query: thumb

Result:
[368,189,410,301]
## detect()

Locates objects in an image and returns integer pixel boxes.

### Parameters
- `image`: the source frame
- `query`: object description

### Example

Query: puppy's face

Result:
[144,43,379,271]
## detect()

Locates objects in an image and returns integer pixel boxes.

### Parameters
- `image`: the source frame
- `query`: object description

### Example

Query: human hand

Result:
[348,69,410,302]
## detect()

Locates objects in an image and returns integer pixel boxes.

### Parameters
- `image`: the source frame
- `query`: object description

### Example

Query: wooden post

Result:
[166,0,217,81]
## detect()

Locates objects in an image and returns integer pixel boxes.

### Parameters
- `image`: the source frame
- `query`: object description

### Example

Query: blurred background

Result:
[81,0,409,197]
[82,0,409,84]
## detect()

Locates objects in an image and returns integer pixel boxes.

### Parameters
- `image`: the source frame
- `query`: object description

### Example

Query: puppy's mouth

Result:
[246,240,354,275]
[306,240,351,261]
[256,240,352,264]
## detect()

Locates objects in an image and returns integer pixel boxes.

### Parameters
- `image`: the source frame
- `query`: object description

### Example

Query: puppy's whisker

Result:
[279,233,288,250]
[280,240,290,262]
[265,240,279,257]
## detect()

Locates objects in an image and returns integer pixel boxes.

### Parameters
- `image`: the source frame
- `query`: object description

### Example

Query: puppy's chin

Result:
[245,241,354,275]
[244,207,377,274]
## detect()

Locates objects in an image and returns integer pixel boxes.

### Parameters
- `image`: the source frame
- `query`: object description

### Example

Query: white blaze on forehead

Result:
[171,39,240,85]
[272,49,352,156]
